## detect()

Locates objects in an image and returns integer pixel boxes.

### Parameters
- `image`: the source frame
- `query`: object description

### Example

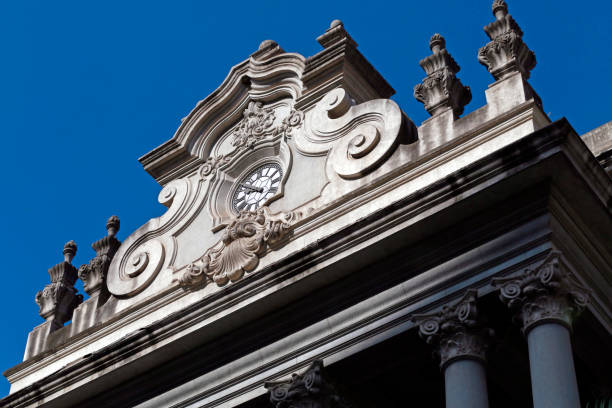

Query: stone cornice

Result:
[4,119,610,407]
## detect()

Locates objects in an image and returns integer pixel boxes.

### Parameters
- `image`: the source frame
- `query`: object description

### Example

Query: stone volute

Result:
[491,251,590,333]
[414,33,472,118]
[35,241,83,330]
[411,289,493,368]
[478,0,536,80]
[265,360,351,408]
[78,216,122,296]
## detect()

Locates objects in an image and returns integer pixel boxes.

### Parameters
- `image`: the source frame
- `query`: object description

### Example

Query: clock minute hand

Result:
[241,183,264,193]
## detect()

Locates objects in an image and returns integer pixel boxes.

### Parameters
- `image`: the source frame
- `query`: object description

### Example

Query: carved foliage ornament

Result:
[295,87,411,180]
[200,102,303,181]
[414,34,471,118]
[478,0,536,80]
[265,360,351,408]
[177,206,300,288]
[78,216,121,296]
[492,251,590,333]
[411,289,492,368]
[36,241,82,327]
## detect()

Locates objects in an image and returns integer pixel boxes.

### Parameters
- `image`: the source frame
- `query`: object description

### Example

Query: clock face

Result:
[232,163,283,212]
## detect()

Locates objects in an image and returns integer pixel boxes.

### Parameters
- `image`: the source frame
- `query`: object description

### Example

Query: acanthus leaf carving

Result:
[478,0,536,80]
[492,250,590,333]
[410,289,493,368]
[414,34,471,118]
[176,206,300,289]
[265,360,351,408]
[78,216,122,296]
[36,241,83,328]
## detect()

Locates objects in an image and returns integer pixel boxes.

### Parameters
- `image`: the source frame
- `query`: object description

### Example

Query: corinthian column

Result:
[493,251,590,408]
[412,289,492,408]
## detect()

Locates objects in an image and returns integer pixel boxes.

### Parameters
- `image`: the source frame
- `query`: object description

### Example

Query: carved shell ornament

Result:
[295,87,404,179]
[177,207,300,288]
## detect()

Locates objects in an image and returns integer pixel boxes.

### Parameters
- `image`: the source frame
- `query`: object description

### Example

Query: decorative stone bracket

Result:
[411,289,493,369]
[176,207,301,288]
[78,216,121,296]
[478,0,536,80]
[414,34,471,118]
[35,241,82,329]
[492,250,590,333]
[265,360,351,408]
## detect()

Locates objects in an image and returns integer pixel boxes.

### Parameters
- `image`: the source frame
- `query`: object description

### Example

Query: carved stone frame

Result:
[207,136,292,232]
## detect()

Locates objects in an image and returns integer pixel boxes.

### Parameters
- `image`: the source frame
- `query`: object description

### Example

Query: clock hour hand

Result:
[241,183,264,193]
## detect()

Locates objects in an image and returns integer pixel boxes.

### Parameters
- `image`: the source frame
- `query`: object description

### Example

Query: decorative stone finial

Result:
[63,240,77,263]
[414,34,472,118]
[258,39,277,50]
[36,242,82,328]
[265,360,351,408]
[329,19,343,29]
[78,216,123,296]
[492,0,508,19]
[492,251,590,333]
[411,289,493,369]
[429,33,445,53]
[106,215,120,237]
[317,19,357,49]
[478,0,536,80]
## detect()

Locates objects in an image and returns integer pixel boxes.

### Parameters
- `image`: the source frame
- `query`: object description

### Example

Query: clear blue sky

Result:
[0,0,610,396]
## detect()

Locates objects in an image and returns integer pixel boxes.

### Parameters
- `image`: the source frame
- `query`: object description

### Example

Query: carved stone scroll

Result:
[265,360,351,408]
[177,207,300,288]
[295,87,411,179]
[492,251,590,332]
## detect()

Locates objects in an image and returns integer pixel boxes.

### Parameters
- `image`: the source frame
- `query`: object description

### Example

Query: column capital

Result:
[411,289,492,369]
[492,251,590,333]
[265,360,350,408]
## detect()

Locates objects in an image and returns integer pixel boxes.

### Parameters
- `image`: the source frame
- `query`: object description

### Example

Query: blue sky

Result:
[0,0,610,396]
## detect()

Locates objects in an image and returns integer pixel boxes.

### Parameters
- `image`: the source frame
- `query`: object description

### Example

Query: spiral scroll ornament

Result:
[295,87,408,180]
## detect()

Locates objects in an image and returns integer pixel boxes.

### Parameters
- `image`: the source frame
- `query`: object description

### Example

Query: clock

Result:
[232,162,283,212]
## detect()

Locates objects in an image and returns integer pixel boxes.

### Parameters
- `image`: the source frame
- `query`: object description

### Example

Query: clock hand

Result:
[241,183,264,193]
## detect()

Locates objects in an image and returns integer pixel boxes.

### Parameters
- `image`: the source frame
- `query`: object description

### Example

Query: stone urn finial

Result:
[492,0,508,19]
[106,215,120,237]
[63,240,77,264]
[429,33,445,54]
[414,34,471,118]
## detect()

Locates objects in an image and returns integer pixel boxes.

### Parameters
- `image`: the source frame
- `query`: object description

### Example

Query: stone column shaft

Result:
[527,323,580,408]
[492,251,589,408]
[445,359,489,408]
[411,289,492,408]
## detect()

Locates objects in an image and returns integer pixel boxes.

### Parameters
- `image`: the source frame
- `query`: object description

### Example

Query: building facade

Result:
[2,1,611,407]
